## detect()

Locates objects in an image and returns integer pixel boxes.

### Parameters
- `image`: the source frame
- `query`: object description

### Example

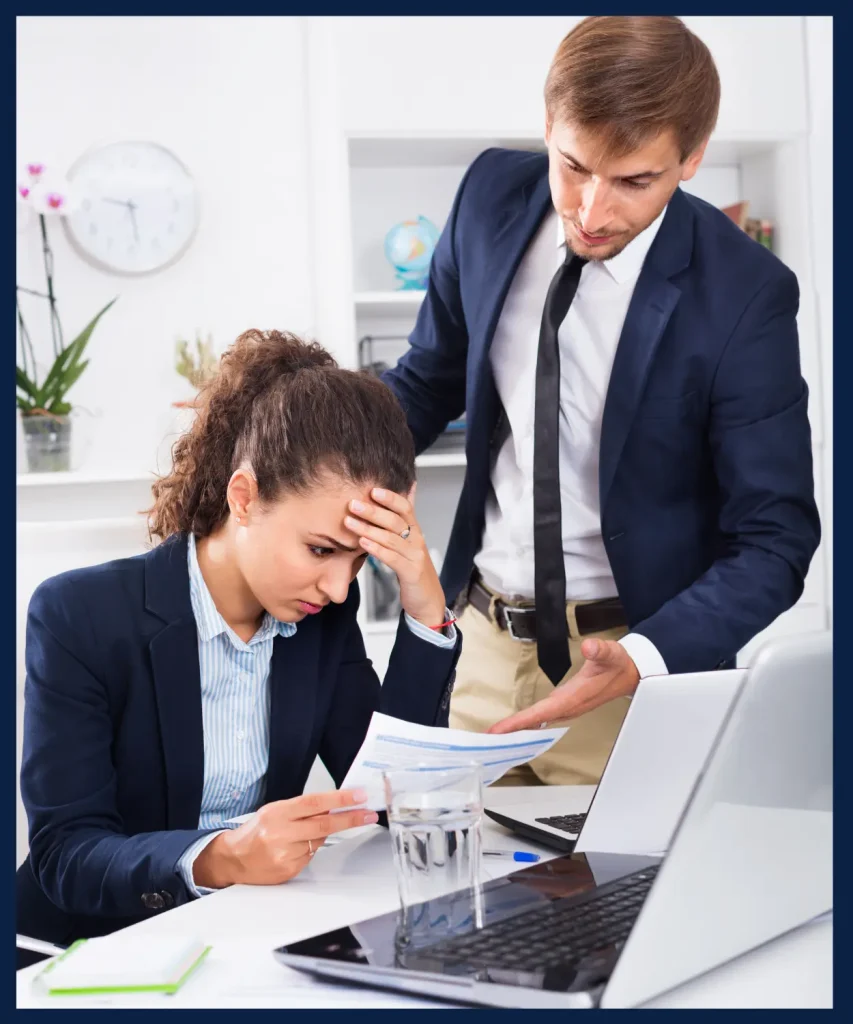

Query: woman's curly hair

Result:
[148,329,415,540]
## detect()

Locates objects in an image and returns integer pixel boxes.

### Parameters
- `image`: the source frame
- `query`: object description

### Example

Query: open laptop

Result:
[274,631,832,1008]
[484,669,744,855]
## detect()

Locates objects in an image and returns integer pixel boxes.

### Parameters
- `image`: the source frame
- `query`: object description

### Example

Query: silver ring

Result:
[400,526,411,540]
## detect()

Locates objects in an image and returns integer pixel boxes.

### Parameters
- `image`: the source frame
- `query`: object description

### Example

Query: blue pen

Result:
[483,849,540,863]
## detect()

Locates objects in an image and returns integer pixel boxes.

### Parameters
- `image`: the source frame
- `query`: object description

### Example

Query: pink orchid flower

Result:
[28,178,81,217]
[17,162,48,203]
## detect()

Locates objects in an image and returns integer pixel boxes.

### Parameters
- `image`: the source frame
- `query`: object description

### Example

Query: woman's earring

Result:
[234,515,242,524]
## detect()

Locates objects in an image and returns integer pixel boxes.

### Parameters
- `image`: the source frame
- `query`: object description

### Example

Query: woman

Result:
[18,329,461,948]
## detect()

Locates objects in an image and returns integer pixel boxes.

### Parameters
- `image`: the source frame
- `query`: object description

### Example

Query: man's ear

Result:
[680,137,709,183]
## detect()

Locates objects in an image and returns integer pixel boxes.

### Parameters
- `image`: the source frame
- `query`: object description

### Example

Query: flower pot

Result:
[21,413,72,473]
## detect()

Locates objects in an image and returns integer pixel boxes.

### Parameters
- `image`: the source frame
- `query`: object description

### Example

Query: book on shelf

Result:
[721,201,774,252]
[425,417,467,453]
[358,333,467,449]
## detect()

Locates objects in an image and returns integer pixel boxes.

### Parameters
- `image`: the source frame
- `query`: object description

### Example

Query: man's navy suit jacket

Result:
[19,533,460,944]
[383,148,820,673]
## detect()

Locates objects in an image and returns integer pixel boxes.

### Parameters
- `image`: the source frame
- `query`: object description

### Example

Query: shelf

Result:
[362,619,398,636]
[346,132,793,171]
[354,290,425,318]
[17,469,156,488]
[415,452,466,468]
[348,133,544,169]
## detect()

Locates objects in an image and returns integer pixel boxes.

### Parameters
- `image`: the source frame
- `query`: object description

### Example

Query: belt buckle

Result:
[504,605,535,643]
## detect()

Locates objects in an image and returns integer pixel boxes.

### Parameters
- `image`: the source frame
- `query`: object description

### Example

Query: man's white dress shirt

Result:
[475,207,669,679]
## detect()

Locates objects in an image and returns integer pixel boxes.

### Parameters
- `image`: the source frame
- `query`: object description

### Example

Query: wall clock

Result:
[63,141,200,275]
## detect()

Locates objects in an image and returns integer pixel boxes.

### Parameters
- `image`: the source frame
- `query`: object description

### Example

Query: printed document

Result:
[338,712,568,810]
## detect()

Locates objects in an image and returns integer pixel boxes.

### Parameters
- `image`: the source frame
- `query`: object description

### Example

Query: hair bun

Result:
[148,326,414,542]
[235,329,337,375]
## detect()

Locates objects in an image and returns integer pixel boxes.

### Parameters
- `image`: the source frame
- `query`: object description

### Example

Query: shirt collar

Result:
[187,532,295,648]
[556,203,667,285]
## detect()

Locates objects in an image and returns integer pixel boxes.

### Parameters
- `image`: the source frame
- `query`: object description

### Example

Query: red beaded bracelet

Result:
[429,617,457,631]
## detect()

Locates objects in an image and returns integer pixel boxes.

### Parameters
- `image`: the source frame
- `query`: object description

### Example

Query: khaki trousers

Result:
[449,590,630,786]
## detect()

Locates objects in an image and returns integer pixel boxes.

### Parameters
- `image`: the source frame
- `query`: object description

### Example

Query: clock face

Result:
[63,141,200,275]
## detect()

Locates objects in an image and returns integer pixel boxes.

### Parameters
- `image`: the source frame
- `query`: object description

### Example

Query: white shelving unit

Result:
[362,619,399,636]
[16,469,155,488]
[415,452,466,469]
[17,469,158,524]
[354,290,425,318]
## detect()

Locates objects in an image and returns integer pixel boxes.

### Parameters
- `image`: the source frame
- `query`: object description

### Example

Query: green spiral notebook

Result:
[35,935,212,996]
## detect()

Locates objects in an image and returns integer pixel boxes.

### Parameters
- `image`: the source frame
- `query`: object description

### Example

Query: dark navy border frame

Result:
[10,5,842,1018]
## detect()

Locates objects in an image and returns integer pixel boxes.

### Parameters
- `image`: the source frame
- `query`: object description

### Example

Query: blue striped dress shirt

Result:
[177,532,455,896]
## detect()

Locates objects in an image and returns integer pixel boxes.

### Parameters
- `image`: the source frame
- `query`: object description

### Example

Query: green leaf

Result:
[16,395,36,413]
[16,367,39,397]
[36,344,81,404]
[43,360,89,410]
[66,297,117,366]
[38,298,116,407]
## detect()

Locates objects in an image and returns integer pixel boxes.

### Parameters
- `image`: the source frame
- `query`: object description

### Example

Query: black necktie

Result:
[533,252,587,684]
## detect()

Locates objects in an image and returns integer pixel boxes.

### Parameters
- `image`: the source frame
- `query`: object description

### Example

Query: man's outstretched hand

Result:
[487,638,641,733]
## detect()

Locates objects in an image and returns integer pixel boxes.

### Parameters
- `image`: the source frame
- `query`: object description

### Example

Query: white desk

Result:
[16,787,832,1009]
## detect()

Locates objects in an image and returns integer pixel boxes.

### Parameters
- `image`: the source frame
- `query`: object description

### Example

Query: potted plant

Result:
[16,162,116,472]
[174,332,218,408]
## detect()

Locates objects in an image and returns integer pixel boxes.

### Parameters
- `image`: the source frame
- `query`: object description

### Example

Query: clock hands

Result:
[127,201,140,244]
[101,197,140,243]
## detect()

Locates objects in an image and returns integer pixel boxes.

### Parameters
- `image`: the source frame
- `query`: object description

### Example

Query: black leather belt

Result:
[465,574,626,642]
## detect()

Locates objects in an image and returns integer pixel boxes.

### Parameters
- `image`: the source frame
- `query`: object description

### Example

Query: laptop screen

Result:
[277,852,659,997]
[600,632,832,1007]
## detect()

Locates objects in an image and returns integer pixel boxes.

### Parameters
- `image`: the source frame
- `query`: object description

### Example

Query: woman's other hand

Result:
[192,788,377,888]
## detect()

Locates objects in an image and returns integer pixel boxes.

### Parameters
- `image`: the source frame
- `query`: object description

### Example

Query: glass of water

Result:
[383,763,484,949]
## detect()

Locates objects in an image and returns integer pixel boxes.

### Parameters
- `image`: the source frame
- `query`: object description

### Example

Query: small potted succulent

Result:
[174,332,218,408]
[16,162,116,472]
[155,333,220,475]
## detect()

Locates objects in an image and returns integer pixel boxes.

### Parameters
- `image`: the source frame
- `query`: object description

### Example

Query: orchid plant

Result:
[16,162,115,418]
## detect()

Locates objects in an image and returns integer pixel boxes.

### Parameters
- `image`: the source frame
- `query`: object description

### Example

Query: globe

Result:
[383,215,440,290]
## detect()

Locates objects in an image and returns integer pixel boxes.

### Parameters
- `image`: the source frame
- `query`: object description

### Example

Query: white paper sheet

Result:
[338,712,568,810]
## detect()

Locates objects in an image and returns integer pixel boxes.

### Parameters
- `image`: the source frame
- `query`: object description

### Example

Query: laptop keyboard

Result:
[535,813,588,835]
[416,866,659,972]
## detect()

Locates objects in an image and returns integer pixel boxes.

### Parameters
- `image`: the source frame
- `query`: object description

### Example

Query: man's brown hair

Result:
[545,16,720,163]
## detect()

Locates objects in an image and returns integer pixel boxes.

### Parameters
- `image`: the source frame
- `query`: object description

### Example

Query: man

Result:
[382,16,820,785]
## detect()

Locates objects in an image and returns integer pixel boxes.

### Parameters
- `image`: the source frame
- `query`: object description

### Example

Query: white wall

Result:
[16,16,315,476]
[330,15,808,138]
